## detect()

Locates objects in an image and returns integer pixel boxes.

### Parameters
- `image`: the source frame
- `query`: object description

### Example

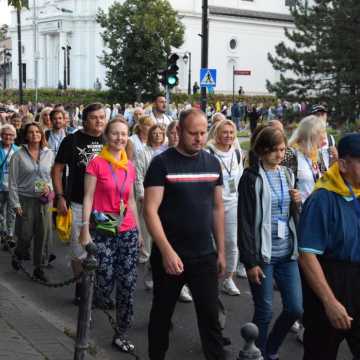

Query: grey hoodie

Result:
[9,145,54,209]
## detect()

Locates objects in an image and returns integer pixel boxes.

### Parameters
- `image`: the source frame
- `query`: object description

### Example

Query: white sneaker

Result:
[179,285,193,303]
[144,279,153,290]
[138,254,149,264]
[236,263,247,278]
[297,325,304,343]
[221,278,241,296]
[291,320,300,333]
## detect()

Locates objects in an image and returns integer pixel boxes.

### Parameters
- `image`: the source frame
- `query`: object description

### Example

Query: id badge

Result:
[34,179,46,193]
[228,177,237,193]
[277,219,286,239]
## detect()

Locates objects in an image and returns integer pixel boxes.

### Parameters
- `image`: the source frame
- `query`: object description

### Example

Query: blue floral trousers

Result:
[93,228,139,336]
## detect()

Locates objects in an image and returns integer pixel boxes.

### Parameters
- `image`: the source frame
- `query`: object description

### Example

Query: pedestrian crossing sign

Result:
[200,68,217,87]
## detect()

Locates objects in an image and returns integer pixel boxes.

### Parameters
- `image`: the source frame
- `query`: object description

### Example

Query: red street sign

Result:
[234,70,251,76]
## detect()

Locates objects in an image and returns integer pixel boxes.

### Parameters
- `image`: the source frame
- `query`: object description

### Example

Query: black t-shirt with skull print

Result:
[55,130,104,204]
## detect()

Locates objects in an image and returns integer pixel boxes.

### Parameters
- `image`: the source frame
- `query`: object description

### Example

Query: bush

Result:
[0,88,277,107]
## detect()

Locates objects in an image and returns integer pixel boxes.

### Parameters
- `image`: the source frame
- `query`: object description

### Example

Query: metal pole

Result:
[17,8,24,104]
[62,47,67,90]
[3,54,6,90]
[233,65,235,106]
[200,0,208,112]
[67,46,71,86]
[74,243,97,360]
[187,52,191,96]
[33,0,38,110]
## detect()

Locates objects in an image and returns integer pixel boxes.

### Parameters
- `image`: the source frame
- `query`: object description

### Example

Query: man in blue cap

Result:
[298,133,360,360]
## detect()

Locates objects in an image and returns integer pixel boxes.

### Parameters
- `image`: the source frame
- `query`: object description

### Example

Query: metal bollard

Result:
[74,243,97,360]
[237,322,263,360]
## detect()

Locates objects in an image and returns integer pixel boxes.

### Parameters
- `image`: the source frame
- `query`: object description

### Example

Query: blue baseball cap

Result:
[338,133,360,158]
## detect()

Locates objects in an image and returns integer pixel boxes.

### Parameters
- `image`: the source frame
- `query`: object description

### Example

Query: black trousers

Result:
[148,251,225,360]
[302,258,360,360]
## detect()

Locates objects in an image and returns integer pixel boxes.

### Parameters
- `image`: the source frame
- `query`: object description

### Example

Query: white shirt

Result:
[129,134,147,161]
[296,151,318,203]
[150,112,172,128]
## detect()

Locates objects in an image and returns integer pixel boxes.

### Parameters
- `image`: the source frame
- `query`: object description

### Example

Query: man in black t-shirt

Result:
[52,103,105,304]
[144,108,226,360]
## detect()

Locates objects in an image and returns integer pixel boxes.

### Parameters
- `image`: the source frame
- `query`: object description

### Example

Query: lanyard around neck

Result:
[217,151,234,177]
[264,167,285,215]
[108,163,127,201]
[303,155,319,183]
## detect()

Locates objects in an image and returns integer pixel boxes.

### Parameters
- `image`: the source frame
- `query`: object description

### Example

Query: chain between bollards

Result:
[74,242,98,360]
[237,322,263,360]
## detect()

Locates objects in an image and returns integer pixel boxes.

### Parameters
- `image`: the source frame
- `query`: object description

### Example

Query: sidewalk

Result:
[0,281,93,360]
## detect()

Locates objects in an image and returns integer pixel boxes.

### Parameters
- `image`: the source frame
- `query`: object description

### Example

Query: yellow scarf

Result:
[314,162,360,197]
[99,145,128,171]
[293,143,318,163]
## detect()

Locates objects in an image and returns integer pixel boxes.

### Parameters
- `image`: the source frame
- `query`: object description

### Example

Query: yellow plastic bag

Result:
[49,207,72,243]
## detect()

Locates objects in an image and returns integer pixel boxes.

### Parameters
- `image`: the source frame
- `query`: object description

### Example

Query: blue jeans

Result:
[249,257,303,357]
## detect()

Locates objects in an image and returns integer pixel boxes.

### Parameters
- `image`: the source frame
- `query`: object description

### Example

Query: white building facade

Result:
[9,0,295,95]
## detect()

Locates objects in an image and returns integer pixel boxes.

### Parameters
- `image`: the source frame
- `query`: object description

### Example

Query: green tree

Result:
[96,0,184,102]
[0,25,9,41]
[8,0,29,9]
[267,0,360,122]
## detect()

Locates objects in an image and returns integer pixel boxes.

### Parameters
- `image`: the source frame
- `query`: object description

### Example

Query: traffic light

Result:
[166,53,179,88]
[158,69,167,87]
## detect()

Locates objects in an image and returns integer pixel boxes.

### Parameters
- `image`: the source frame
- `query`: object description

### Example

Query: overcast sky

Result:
[0,0,12,26]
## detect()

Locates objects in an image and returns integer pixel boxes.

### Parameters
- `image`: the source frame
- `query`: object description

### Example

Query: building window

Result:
[229,38,237,50]
[285,0,296,6]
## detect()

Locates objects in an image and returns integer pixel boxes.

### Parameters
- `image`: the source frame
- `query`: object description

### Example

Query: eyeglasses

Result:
[2,133,15,137]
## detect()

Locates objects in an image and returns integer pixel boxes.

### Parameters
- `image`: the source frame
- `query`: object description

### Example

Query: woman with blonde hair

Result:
[207,119,245,294]
[129,115,154,161]
[39,107,53,131]
[284,115,327,203]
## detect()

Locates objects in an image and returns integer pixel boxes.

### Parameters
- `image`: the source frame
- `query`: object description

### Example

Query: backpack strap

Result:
[235,149,241,165]
[45,130,51,141]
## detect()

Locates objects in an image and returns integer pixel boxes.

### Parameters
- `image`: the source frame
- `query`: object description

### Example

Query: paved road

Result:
[0,241,352,360]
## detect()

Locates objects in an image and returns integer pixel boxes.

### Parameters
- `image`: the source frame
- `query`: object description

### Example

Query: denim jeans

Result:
[249,257,303,357]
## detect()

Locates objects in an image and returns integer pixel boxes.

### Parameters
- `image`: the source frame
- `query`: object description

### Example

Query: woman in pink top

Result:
[79,117,141,354]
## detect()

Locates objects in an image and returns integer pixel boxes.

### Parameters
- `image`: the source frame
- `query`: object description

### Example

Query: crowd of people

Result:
[0,96,358,360]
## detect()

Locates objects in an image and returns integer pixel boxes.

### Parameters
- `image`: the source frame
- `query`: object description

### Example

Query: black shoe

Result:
[33,267,48,282]
[48,254,56,263]
[15,250,31,261]
[11,257,20,271]
[222,336,231,346]
[73,282,82,305]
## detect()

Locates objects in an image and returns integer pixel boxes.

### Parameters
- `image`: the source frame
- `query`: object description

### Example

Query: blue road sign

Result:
[200,68,217,87]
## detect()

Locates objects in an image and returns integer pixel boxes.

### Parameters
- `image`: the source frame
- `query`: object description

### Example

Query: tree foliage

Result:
[8,0,29,9]
[96,0,184,102]
[0,25,9,41]
[267,0,360,122]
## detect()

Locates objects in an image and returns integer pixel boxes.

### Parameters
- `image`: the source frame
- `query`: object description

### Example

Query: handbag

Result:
[91,166,128,237]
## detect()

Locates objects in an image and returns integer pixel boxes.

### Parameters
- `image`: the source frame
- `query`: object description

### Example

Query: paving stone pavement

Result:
[0,282,94,360]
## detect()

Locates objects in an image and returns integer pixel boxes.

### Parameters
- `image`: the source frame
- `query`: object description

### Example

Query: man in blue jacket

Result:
[299,133,360,360]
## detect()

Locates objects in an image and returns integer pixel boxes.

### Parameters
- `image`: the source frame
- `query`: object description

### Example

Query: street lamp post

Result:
[17,7,24,104]
[66,45,71,86]
[61,46,67,90]
[200,0,209,112]
[183,52,192,96]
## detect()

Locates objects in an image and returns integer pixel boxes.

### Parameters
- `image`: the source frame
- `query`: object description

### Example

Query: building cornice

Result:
[209,6,294,23]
